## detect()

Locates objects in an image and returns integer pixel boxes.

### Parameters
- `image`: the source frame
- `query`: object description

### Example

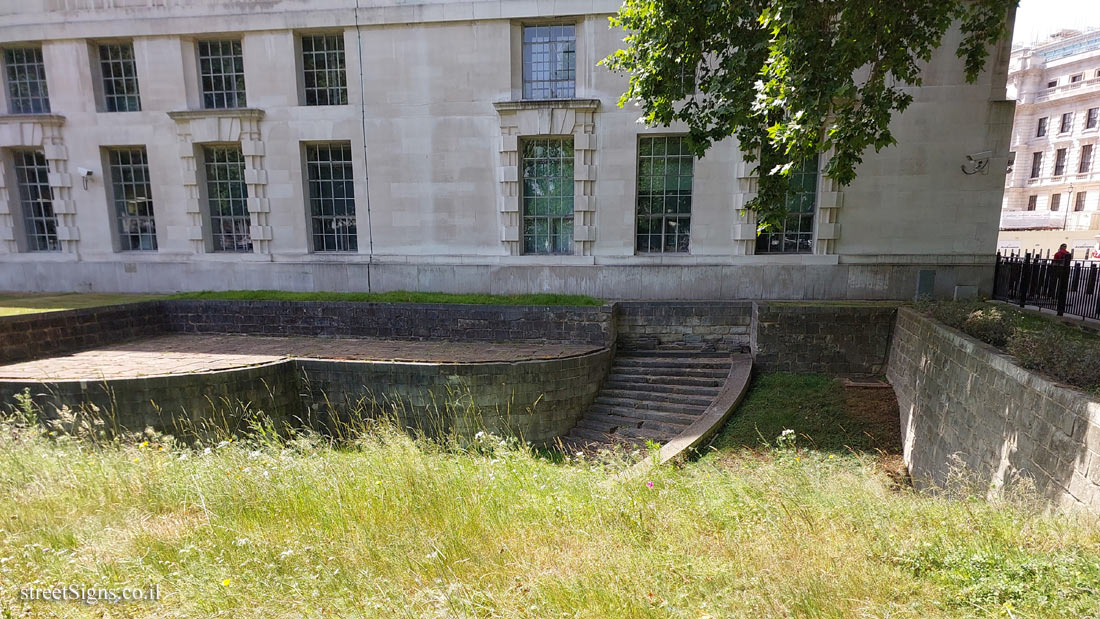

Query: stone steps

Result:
[560,350,744,453]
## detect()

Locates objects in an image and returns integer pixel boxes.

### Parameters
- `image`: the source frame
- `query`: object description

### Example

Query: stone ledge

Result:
[493,98,600,112]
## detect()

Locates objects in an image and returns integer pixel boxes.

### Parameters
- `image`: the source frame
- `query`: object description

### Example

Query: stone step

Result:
[608,367,731,380]
[599,388,713,407]
[593,395,708,414]
[617,349,733,358]
[589,406,698,426]
[567,427,615,443]
[602,373,726,388]
[615,357,733,369]
[602,380,721,397]
[614,426,680,443]
[577,416,640,433]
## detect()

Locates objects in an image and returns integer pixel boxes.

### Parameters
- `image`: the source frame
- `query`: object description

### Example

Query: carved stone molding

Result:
[0,114,76,254]
[168,109,270,254]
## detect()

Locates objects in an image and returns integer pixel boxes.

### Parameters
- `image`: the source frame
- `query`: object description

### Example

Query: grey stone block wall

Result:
[0,361,300,439]
[163,300,614,347]
[615,301,752,351]
[298,349,611,444]
[0,301,167,364]
[750,302,898,375]
[888,307,1100,513]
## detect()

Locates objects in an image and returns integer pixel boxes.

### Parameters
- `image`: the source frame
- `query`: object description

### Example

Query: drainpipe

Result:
[354,0,375,292]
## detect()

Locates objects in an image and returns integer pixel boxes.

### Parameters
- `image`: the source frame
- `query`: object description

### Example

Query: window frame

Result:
[1030,151,1043,178]
[755,155,819,255]
[104,146,157,251]
[1060,112,1074,134]
[299,32,348,107]
[1050,192,1062,211]
[1047,79,1058,88]
[1037,117,1048,137]
[1087,108,1099,130]
[520,22,577,101]
[2,45,50,114]
[196,39,246,110]
[1080,144,1093,174]
[635,135,694,254]
[1074,191,1087,212]
[199,144,252,253]
[10,149,59,252]
[1071,73,1084,83]
[519,136,575,255]
[302,141,358,253]
[94,41,141,113]
[1027,195,1038,211]
[1054,148,1068,176]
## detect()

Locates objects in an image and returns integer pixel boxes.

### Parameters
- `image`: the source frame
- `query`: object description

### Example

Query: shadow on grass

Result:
[709,373,901,455]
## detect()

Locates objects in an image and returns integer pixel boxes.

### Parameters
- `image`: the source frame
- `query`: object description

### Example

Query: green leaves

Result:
[604,0,1017,229]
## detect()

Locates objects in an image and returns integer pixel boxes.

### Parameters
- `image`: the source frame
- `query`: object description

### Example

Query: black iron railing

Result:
[993,251,1100,321]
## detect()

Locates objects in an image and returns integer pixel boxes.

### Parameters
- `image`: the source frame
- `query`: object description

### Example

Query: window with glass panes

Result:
[13,150,58,251]
[1055,148,1068,175]
[1061,112,1074,133]
[1088,107,1099,129]
[98,42,141,112]
[1031,152,1043,178]
[198,40,245,109]
[636,136,693,253]
[3,47,49,113]
[202,146,251,252]
[1037,117,1048,137]
[1081,144,1093,173]
[1051,193,1062,211]
[756,157,818,254]
[521,138,574,254]
[301,34,347,106]
[522,24,575,100]
[107,147,156,251]
[305,143,357,252]
[1075,191,1087,211]
[1027,195,1037,211]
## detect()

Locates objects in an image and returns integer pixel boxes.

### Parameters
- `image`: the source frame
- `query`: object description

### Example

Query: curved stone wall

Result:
[0,349,611,444]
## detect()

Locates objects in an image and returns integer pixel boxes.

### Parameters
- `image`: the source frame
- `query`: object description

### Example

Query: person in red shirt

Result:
[1053,243,1071,262]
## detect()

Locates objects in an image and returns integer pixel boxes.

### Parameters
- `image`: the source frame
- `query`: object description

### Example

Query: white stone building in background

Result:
[0,0,1013,299]
[1000,29,1100,260]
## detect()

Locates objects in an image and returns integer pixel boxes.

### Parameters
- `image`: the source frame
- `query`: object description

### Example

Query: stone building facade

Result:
[1000,29,1100,259]
[0,0,1013,299]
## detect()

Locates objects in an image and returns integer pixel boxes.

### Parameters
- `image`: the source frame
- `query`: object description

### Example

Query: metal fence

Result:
[993,251,1100,321]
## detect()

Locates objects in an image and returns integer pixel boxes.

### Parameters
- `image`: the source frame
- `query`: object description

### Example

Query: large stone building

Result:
[0,0,1013,299]
[1000,29,1100,260]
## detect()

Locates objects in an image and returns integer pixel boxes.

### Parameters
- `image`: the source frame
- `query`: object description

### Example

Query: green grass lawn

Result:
[0,290,603,316]
[0,293,166,317]
[1,376,1098,617]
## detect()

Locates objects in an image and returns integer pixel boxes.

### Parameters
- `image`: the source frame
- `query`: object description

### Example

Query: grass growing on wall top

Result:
[169,289,604,306]
[0,292,166,316]
[3,377,1099,616]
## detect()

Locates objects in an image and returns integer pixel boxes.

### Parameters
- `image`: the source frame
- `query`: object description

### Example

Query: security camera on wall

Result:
[76,167,94,189]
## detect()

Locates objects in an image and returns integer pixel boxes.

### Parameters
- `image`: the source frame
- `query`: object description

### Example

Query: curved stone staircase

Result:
[559,349,751,453]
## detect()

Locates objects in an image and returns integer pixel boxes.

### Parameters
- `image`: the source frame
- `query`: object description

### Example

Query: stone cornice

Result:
[0,113,64,126]
[167,108,265,122]
[493,99,600,113]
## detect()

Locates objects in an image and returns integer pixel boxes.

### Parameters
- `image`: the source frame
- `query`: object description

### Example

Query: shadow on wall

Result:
[888,307,1100,512]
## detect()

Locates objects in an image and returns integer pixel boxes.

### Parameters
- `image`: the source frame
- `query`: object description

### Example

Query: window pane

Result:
[636,136,693,253]
[305,142,357,252]
[108,147,157,250]
[203,146,252,252]
[13,150,58,251]
[521,23,575,100]
[756,156,817,254]
[3,47,50,113]
[301,34,347,106]
[198,40,246,109]
[98,42,141,112]
[521,137,573,254]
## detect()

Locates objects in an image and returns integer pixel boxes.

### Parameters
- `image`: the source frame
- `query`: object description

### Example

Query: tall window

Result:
[1075,191,1087,211]
[1050,193,1062,211]
[1060,112,1074,133]
[305,143,357,252]
[301,34,347,106]
[1030,152,1043,178]
[1088,108,1099,129]
[107,147,156,251]
[522,24,575,100]
[1080,144,1093,173]
[13,150,58,251]
[521,137,573,254]
[756,157,818,255]
[1054,148,1068,176]
[98,42,141,112]
[1036,117,1048,137]
[202,146,251,252]
[198,40,245,109]
[3,47,49,113]
[1027,195,1037,211]
[636,136,693,253]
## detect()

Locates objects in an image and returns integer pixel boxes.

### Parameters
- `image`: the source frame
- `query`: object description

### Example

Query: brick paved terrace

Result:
[0,334,603,381]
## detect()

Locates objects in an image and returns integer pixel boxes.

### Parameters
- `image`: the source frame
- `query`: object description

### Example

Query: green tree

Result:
[603,0,1016,228]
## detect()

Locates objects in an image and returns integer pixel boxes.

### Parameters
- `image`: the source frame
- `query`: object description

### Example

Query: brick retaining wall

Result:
[615,301,751,351]
[750,302,898,375]
[887,307,1100,512]
[0,301,167,365]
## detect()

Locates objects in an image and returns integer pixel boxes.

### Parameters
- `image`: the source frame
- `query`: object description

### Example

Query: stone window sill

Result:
[167,108,265,121]
[493,99,600,112]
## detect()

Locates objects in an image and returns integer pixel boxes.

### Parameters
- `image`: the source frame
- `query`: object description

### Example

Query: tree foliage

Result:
[603,0,1016,229]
